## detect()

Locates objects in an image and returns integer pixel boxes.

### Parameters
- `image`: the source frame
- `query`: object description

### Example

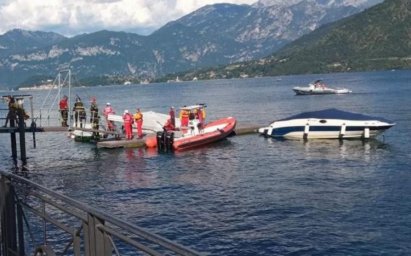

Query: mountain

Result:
[173,0,410,80]
[0,0,381,87]
[255,0,382,8]
[0,29,66,58]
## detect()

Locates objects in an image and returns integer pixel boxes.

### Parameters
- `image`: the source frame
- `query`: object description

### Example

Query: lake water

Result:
[1,70,411,255]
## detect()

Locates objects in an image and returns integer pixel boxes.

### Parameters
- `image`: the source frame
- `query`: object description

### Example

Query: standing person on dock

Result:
[103,102,115,131]
[122,110,133,140]
[90,97,99,123]
[133,108,143,139]
[3,96,17,127]
[73,97,86,128]
[90,97,99,138]
[169,106,175,128]
[180,107,189,128]
[59,95,69,127]
[197,107,204,130]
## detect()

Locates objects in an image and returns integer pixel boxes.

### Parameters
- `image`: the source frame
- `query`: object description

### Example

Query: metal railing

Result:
[0,170,202,256]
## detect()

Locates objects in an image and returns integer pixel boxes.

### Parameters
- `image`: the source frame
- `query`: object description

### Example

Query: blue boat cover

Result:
[279,108,393,123]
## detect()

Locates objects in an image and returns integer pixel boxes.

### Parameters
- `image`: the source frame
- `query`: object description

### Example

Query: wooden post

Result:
[9,114,17,165]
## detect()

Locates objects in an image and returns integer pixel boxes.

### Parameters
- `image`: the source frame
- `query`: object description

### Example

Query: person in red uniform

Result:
[163,118,175,131]
[103,102,115,131]
[133,108,143,139]
[169,106,175,128]
[180,107,189,128]
[122,110,133,140]
[59,95,69,127]
[197,107,204,130]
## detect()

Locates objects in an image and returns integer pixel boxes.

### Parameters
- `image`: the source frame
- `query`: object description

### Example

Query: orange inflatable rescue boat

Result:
[156,105,236,151]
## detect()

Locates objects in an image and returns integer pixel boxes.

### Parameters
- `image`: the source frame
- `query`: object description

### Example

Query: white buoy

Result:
[340,123,346,138]
[304,124,309,139]
[364,127,370,139]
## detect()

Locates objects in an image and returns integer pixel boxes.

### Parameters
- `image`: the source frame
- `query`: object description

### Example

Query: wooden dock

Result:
[97,139,146,149]
[234,123,260,135]
[0,126,70,133]
[0,122,261,149]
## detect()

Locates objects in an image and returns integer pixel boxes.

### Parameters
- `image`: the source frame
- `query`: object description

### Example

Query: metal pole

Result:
[30,96,36,148]
[10,114,17,166]
[17,110,26,166]
[68,69,72,129]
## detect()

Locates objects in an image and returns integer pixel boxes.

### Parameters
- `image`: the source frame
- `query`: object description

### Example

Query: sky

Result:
[0,0,257,37]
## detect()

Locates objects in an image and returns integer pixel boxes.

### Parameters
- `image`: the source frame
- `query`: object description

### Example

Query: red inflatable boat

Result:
[172,116,236,151]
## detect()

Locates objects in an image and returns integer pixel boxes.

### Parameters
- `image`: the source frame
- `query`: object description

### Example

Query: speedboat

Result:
[155,105,236,151]
[293,80,352,95]
[258,108,395,139]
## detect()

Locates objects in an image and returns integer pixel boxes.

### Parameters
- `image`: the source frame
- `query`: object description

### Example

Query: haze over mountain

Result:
[174,0,410,80]
[0,0,382,88]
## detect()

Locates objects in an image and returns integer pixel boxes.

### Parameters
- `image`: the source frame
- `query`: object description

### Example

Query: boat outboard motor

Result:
[156,131,164,152]
[157,130,174,153]
[166,132,174,151]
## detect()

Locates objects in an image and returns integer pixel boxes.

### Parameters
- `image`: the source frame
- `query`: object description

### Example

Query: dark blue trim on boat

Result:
[278,108,393,124]
[271,125,394,137]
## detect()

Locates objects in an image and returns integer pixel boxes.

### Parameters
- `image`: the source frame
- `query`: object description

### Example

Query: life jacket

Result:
[133,112,143,121]
[181,110,189,118]
[123,113,133,123]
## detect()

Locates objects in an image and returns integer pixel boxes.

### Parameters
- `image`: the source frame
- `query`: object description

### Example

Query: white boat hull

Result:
[108,111,180,133]
[258,109,394,140]
[293,86,351,95]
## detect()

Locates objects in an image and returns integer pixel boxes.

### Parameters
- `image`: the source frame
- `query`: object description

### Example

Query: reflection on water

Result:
[1,71,411,255]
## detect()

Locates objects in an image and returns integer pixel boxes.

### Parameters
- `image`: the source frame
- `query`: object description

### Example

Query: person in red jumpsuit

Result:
[169,106,175,128]
[122,110,133,140]
[197,107,204,130]
[163,118,175,131]
[133,108,143,139]
[59,95,68,127]
[180,108,189,128]
[103,102,115,131]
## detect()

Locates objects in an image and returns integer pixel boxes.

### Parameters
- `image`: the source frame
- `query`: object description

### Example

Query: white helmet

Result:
[106,102,111,106]
[124,110,129,113]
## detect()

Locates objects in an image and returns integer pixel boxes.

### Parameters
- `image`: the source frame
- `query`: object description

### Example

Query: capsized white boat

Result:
[258,108,395,139]
[293,80,352,95]
[108,111,181,133]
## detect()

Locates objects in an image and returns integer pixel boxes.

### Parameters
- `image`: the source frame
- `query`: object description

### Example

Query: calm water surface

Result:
[1,70,411,255]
